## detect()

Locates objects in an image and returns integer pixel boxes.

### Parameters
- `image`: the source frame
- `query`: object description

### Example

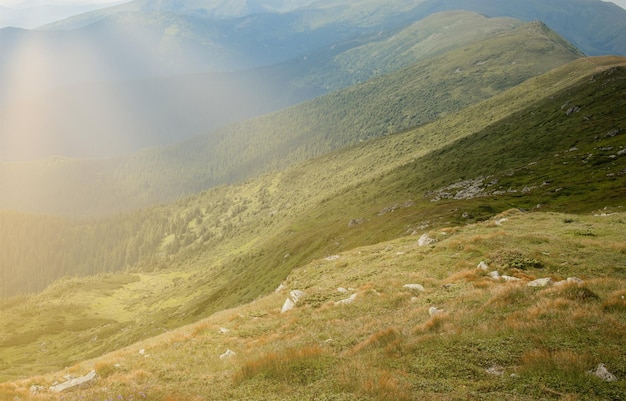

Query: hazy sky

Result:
[0,0,124,7]
[1,0,626,7]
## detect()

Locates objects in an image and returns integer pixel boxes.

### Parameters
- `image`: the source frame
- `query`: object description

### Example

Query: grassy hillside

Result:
[1,212,624,400]
[412,0,626,56]
[0,56,624,387]
[0,18,582,217]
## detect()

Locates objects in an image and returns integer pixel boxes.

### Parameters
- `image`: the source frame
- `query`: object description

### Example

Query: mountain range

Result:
[1,0,626,163]
[0,13,583,216]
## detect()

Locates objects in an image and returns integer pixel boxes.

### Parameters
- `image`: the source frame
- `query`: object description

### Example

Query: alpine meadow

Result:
[0,1,625,400]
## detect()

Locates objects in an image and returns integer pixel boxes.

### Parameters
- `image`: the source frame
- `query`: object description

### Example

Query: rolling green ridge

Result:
[0,56,624,387]
[0,18,582,217]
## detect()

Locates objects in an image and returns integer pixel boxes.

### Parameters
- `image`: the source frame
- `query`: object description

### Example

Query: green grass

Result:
[2,211,624,400]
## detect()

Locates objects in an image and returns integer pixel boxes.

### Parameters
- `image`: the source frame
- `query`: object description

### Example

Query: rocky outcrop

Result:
[418,233,436,247]
[49,370,97,393]
[335,293,357,305]
[588,363,617,382]
[281,290,304,313]
[527,278,553,287]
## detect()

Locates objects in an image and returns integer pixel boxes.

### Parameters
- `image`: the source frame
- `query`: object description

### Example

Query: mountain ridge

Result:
[0,18,583,216]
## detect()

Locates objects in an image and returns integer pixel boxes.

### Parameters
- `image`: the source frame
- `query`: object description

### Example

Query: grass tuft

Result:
[233,344,328,385]
[361,370,412,401]
[351,328,402,355]
[558,285,600,303]
[602,290,626,312]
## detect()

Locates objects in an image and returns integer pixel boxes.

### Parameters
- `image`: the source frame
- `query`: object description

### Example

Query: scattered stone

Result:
[527,278,553,287]
[418,233,436,247]
[588,363,617,382]
[488,271,501,280]
[478,261,490,271]
[325,255,340,261]
[281,290,305,313]
[502,275,522,282]
[565,105,580,116]
[138,349,145,356]
[290,290,304,303]
[403,284,425,292]
[348,218,365,227]
[219,327,230,334]
[281,298,296,313]
[49,370,96,393]
[555,277,585,286]
[426,178,486,201]
[337,287,349,293]
[495,218,509,226]
[428,306,444,317]
[275,283,285,292]
[335,293,357,305]
[30,385,46,394]
[486,365,505,376]
[220,349,236,360]
[605,128,622,138]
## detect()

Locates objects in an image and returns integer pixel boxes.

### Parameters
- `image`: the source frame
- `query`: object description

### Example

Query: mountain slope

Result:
[0,56,624,384]
[0,18,583,216]
[3,211,624,400]
[410,0,626,56]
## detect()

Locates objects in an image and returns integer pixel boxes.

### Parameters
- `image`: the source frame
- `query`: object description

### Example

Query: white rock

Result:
[335,293,357,305]
[325,255,340,261]
[428,306,444,317]
[485,365,505,376]
[418,233,436,247]
[219,349,236,360]
[588,363,617,382]
[30,385,46,394]
[337,287,348,293]
[567,277,584,284]
[138,349,145,356]
[289,290,304,303]
[488,271,501,280]
[49,370,96,393]
[403,284,425,292]
[527,278,553,287]
[502,275,521,282]
[495,218,509,226]
[275,283,285,292]
[477,261,490,271]
[281,298,296,313]
[281,290,305,313]
[219,327,230,334]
